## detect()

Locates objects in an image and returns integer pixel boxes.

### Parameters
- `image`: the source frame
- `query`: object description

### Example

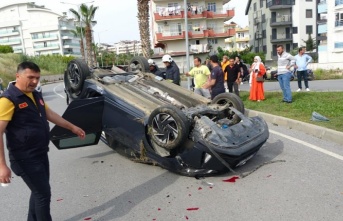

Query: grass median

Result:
[240,91,343,132]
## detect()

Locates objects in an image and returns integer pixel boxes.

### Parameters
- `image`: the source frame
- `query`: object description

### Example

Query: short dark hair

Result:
[194,57,201,63]
[17,61,40,73]
[236,55,241,59]
[298,47,304,52]
[277,45,284,49]
[229,57,235,61]
[210,55,219,63]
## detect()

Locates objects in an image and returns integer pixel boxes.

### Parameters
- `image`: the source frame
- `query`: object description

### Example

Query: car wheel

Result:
[128,56,150,73]
[211,93,245,125]
[66,59,90,92]
[148,105,189,150]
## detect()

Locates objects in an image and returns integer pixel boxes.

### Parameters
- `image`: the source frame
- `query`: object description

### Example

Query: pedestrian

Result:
[249,56,266,102]
[294,47,312,92]
[0,61,86,221]
[276,45,295,103]
[224,57,241,96]
[148,59,164,79]
[221,55,230,91]
[202,55,225,99]
[162,54,180,85]
[185,57,211,99]
[235,56,244,86]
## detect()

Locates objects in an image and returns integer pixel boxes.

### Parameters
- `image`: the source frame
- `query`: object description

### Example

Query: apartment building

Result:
[225,24,250,52]
[150,0,235,57]
[245,0,317,61]
[317,0,343,63]
[0,2,81,57]
[108,40,142,55]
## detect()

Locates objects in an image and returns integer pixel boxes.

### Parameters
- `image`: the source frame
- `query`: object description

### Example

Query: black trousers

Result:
[227,81,239,96]
[10,154,52,221]
[297,70,309,89]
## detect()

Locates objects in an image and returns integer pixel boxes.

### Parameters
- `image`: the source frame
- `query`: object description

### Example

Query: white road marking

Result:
[53,83,65,99]
[270,129,343,161]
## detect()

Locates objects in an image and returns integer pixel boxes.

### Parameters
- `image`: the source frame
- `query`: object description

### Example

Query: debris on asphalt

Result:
[198,187,202,190]
[187,207,199,211]
[223,176,240,183]
[201,180,214,187]
[311,111,329,122]
[56,198,63,201]
[83,218,92,220]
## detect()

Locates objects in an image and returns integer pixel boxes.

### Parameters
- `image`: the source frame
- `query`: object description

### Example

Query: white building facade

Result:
[225,25,250,52]
[317,0,343,64]
[0,2,81,57]
[108,40,142,55]
[246,0,317,61]
[150,0,235,56]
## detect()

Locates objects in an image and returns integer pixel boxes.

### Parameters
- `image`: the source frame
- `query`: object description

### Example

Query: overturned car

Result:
[50,57,269,176]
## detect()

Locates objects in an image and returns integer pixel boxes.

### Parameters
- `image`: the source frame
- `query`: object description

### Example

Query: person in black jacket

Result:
[224,57,241,96]
[162,54,180,85]
[148,59,165,79]
[0,61,85,221]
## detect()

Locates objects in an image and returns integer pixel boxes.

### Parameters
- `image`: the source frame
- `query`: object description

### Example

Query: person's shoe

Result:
[286,101,292,103]
[296,88,301,92]
[306,88,310,92]
[257,100,261,102]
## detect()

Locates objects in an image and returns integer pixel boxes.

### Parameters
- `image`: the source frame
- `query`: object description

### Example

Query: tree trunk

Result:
[138,0,151,58]
[80,38,85,59]
[85,25,93,66]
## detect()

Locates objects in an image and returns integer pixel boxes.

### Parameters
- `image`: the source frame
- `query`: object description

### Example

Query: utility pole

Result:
[184,0,191,90]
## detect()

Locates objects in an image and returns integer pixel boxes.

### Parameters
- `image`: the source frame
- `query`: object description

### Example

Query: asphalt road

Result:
[1,83,343,221]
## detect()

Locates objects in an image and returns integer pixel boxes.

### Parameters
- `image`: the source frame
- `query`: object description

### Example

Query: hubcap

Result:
[152,113,178,144]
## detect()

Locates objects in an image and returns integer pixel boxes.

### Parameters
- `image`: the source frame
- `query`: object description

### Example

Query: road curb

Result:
[245,109,343,146]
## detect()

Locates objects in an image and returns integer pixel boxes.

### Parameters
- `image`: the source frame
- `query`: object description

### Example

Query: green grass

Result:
[241,91,343,132]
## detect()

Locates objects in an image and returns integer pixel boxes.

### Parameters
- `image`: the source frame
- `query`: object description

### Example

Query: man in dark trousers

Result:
[224,57,241,96]
[162,54,180,85]
[203,55,225,99]
[0,61,86,221]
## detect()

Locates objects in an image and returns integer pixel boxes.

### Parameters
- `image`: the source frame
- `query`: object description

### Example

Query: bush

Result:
[216,46,265,65]
[0,45,14,53]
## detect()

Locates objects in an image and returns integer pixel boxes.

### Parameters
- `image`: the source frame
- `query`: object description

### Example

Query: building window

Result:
[335,13,343,27]
[168,3,179,8]
[263,45,267,52]
[293,43,298,49]
[262,14,266,23]
[292,27,298,34]
[207,3,216,12]
[253,2,257,11]
[306,25,313,34]
[260,0,263,8]
[44,42,47,47]
[262,30,266,38]
[238,32,244,38]
[306,9,312,18]
[208,38,218,44]
[306,0,312,1]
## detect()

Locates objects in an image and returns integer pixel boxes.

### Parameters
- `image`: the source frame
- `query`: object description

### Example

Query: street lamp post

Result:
[60,1,94,63]
[97,30,108,67]
[184,0,191,90]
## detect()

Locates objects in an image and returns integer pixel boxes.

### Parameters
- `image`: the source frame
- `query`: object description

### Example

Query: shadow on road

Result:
[64,171,179,221]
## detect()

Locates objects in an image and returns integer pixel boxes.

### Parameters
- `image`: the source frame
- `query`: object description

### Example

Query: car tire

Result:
[148,105,189,150]
[65,59,90,93]
[128,56,150,73]
[211,93,245,125]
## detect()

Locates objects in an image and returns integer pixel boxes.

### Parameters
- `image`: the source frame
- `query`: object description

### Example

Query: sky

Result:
[1,0,248,44]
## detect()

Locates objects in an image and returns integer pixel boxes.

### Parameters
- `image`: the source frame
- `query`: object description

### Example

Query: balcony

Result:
[60,25,74,31]
[207,28,235,38]
[255,33,263,39]
[190,44,210,53]
[0,30,20,37]
[225,38,234,43]
[32,34,59,42]
[156,31,186,41]
[270,34,292,43]
[270,15,292,27]
[335,0,343,6]
[34,43,60,51]
[335,20,343,31]
[318,45,327,52]
[154,8,234,22]
[318,1,327,13]
[0,38,21,45]
[61,33,75,39]
[318,23,327,33]
[63,42,80,48]
[236,37,250,42]
[267,0,295,10]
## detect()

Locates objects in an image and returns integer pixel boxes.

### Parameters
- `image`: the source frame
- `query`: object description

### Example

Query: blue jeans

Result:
[278,72,292,102]
[10,154,52,221]
[297,70,309,89]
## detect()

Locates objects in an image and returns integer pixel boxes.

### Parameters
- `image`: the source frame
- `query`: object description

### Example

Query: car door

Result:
[50,96,104,150]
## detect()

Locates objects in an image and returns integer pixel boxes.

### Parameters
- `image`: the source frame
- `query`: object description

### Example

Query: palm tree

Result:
[70,27,85,59]
[70,4,98,66]
[137,0,151,58]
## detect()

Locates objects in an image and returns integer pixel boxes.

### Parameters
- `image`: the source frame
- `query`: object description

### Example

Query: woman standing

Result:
[249,56,266,102]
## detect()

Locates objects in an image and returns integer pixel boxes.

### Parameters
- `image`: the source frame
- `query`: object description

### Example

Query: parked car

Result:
[50,57,269,177]
[267,68,314,81]
[7,80,42,93]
